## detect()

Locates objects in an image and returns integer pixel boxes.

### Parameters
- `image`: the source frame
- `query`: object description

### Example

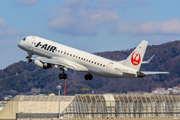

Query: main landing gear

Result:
[58,67,93,80]
[59,67,67,80]
[59,72,67,79]
[84,73,93,80]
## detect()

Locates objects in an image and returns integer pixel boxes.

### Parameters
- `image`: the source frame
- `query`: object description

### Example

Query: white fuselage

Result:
[18,36,137,78]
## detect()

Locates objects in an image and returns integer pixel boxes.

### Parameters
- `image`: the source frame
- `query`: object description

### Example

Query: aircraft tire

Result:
[84,74,93,80]
[84,74,89,80]
[63,74,67,79]
[89,74,93,80]
[28,59,32,62]
[59,74,63,79]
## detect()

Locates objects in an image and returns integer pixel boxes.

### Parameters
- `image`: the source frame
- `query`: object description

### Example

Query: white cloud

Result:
[0,18,6,26]
[0,18,23,40]
[17,0,39,6]
[48,0,120,36]
[113,19,180,35]
[48,0,180,36]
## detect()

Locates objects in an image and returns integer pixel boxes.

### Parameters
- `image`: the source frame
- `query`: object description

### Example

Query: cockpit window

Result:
[23,38,26,41]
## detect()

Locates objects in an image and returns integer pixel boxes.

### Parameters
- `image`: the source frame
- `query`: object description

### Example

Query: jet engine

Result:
[34,59,52,69]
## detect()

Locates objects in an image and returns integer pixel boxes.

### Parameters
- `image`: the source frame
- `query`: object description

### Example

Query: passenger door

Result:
[106,62,113,74]
[28,37,35,51]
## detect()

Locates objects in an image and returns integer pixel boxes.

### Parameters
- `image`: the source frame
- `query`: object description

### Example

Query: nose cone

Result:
[18,40,23,49]
[18,39,29,51]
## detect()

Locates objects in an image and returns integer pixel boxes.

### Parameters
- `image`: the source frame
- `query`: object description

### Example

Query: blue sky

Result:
[0,0,180,68]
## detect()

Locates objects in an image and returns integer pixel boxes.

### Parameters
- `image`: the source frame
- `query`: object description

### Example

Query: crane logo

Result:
[131,51,141,66]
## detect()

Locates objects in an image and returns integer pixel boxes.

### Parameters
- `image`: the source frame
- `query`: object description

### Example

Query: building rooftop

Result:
[12,95,74,102]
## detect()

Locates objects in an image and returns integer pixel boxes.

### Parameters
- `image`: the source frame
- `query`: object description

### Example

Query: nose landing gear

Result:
[26,51,33,62]
[84,73,93,80]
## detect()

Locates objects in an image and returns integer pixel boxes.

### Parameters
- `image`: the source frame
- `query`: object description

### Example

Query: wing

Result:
[32,57,88,72]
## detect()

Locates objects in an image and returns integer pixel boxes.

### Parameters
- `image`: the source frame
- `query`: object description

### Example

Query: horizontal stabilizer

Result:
[142,54,155,64]
[141,71,169,75]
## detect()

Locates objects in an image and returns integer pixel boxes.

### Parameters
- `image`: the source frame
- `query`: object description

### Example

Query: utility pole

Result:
[56,85,62,118]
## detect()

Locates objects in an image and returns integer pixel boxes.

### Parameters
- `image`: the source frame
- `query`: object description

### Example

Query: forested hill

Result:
[0,40,180,100]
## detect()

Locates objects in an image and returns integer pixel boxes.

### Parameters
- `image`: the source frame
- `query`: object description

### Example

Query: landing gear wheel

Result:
[84,74,89,80]
[59,66,68,80]
[89,74,93,80]
[59,74,63,79]
[84,74,93,80]
[64,74,67,79]
[59,73,67,79]
[28,59,32,62]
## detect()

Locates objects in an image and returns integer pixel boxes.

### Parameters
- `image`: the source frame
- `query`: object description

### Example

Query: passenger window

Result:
[67,53,69,55]
[89,60,91,62]
[97,63,99,65]
[86,59,88,62]
[61,51,63,53]
[100,64,102,66]
[79,57,80,59]
[64,52,66,54]
[81,58,83,60]
[103,65,105,67]
[94,62,96,64]
[58,50,60,52]
[92,61,93,63]
[84,59,86,61]
[76,56,78,58]
[73,55,75,57]
[70,54,72,56]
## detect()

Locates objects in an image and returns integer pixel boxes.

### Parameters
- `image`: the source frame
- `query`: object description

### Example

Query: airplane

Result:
[18,36,169,80]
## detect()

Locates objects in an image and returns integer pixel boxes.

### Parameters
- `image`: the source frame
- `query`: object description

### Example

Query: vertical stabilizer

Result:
[123,40,148,71]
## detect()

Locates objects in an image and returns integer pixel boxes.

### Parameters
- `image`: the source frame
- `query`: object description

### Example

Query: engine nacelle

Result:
[34,60,52,69]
